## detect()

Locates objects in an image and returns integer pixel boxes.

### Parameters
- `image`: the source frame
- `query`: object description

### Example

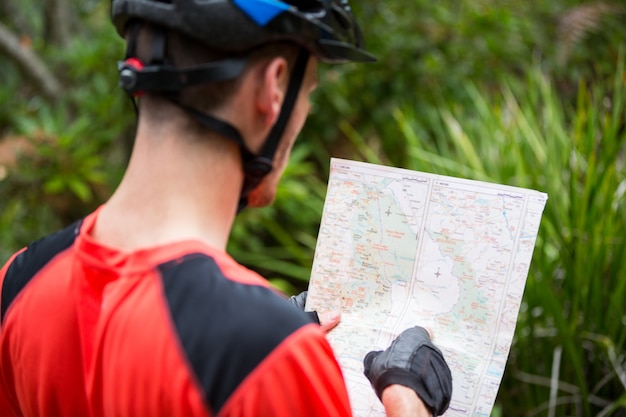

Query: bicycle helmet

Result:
[111,0,375,210]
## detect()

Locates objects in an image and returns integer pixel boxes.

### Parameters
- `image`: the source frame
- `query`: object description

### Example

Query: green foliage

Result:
[304,0,561,162]
[231,49,626,417]
[0,5,132,259]
[340,59,626,415]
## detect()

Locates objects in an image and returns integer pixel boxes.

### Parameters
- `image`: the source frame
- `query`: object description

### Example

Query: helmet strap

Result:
[119,24,311,214]
[120,25,248,95]
[166,97,251,155]
[237,48,310,212]
[124,20,142,59]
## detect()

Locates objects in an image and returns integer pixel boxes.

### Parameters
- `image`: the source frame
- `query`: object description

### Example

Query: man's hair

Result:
[131,23,300,116]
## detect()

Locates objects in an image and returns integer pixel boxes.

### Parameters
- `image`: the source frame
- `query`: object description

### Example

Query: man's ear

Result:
[256,56,289,127]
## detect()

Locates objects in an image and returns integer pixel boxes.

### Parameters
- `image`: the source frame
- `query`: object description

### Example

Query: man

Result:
[0,1,452,416]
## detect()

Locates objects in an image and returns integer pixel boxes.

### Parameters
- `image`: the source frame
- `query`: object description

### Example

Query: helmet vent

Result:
[285,0,323,12]
[330,5,352,30]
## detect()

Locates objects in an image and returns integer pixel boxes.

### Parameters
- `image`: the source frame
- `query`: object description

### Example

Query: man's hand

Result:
[288,291,341,332]
[363,326,452,416]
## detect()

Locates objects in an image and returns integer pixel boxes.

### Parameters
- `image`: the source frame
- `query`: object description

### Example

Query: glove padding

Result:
[363,326,452,416]
[288,291,320,324]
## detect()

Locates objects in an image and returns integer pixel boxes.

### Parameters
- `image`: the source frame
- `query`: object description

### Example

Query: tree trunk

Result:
[0,21,63,100]
[44,0,77,47]
[0,2,32,36]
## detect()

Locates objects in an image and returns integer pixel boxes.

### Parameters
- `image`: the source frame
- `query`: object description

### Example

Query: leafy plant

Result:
[383,59,626,416]
[0,4,132,257]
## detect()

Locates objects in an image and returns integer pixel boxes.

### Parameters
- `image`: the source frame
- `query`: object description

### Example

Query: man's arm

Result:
[382,384,432,417]
[219,324,353,417]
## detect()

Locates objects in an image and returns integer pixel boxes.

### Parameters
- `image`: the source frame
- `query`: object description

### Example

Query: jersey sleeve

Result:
[0,250,23,321]
[218,324,353,417]
[0,250,24,417]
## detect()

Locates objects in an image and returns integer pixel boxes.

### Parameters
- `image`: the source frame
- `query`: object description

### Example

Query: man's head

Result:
[111,0,374,209]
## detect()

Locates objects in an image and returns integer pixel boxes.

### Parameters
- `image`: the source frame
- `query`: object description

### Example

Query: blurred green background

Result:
[0,0,625,415]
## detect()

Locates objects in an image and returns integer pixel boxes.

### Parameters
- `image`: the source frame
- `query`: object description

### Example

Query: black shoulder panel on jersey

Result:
[1,220,82,323]
[158,253,313,414]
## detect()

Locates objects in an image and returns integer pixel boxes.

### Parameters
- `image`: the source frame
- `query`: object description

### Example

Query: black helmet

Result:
[111,0,375,63]
[111,0,374,211]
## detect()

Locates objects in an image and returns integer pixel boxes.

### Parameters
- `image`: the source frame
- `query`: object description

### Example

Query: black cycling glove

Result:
[363,326,453,416]
[288,291,320,324]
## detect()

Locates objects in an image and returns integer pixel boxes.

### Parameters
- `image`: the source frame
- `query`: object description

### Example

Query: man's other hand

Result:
[288,291,341,332]
[363,326,453,416]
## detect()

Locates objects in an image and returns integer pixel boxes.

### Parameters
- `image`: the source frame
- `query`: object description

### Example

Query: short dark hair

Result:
[131,23,300,114]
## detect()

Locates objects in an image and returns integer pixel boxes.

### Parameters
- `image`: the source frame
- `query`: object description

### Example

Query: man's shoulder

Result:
[156,252,312,332]
[154,252,319,413]
[1,220,83,323]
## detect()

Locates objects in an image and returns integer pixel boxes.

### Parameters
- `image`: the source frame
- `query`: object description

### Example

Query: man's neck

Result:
[92,120,243,252]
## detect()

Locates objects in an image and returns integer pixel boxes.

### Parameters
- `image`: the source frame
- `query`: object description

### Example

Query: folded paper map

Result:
[305,158,548,417]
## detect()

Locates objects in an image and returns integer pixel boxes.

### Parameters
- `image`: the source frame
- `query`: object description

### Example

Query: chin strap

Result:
[119,24,310,213]
[237,48,310,211]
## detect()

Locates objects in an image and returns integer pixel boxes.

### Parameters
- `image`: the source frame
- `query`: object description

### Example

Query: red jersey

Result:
[0,209,352,417]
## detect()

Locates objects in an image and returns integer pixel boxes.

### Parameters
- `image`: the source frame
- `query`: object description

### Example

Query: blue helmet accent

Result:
[232,0,289,27]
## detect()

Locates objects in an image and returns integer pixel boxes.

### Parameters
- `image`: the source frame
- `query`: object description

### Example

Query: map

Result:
[305,158,548,417]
